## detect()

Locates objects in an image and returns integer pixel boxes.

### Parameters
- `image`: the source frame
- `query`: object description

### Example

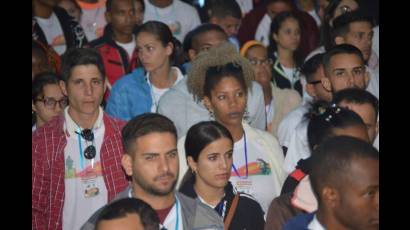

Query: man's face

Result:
[334,158,379,230]
[266,1,292,19]
[133,0,145,25]
[338,22,374,61]
[106,0,137,37]
[324,53,368,93]
[123,132,179,196]
[60,64,106,119]
[190,30,227,60]
[339,101,378,142]
[212,16,241,37]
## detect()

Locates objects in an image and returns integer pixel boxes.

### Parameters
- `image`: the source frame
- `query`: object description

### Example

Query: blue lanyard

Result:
[232,131,248,179]
[77,127,85,169]
[174,196,179,230]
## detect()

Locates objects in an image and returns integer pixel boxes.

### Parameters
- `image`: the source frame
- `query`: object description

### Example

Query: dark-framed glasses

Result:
[248,58,273,66]
[76,129,96,160]
[35,97,68,109]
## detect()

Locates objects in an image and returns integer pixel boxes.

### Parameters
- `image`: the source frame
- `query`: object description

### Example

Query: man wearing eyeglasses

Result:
[32,48,129,230]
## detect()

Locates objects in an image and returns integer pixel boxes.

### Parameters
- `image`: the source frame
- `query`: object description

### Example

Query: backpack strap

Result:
[224,194,240,229]
[290,168,307,182]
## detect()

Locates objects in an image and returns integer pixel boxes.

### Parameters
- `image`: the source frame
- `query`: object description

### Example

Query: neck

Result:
[224,123,244,143]
[262,84,273,106]
[35,116,46,128]
[150,0,173,8]
[132,184,176,210]
[194,181,224,206]
[68,107,100,129]
[277,47,295,68]
[149,66,174,89]
[113,32,133,44]
[33,1,53,18]
[316,208,349,230]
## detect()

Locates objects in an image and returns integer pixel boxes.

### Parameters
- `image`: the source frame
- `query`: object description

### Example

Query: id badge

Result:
[81,168,100,198]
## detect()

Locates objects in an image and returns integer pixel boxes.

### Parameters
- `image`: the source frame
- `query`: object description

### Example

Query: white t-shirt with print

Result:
[62,107,108,230]
[229,134,280,214]
[79,5,107,41]
[143,0,201,42]
[35,13,67,55]
[147,67,184,112]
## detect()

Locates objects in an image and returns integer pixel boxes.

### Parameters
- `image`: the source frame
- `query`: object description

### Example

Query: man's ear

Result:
[334,36,345,45]
[188,49,197,61]
[105,11,112,24]
[322,186,339,208]
[121,154,133,176]
[321,77,332,92]
[59,80,68,96]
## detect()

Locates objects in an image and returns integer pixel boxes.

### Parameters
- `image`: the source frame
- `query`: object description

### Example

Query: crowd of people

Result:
[32,0,379,229]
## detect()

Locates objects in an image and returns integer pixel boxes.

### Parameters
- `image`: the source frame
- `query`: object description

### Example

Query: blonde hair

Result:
[187,42,255,102]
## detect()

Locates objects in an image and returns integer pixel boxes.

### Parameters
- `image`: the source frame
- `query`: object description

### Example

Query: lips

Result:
[228,112,242,119]
[215,173,230,180]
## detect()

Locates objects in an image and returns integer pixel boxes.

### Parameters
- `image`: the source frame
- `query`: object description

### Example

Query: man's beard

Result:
[134,171,178,196]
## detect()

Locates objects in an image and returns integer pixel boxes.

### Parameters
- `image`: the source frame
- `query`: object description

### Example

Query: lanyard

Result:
[273,59,299,89]
[232,131,248,179]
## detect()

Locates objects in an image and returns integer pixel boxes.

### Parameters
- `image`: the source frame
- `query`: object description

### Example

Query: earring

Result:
[209,110,215,120]
[243,107,250,122]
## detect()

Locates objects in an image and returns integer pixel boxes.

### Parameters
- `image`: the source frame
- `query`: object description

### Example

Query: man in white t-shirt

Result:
[32,48,128,230]
[143,0,201,42]
[89,0,139,89]
[81,113,224,230]
[77,0,108,41]
[32,0,88,55]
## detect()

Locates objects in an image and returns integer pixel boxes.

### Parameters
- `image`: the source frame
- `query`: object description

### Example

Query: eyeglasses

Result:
[76,129,96,160]
[35,97,68,109]
[248,58,273,66]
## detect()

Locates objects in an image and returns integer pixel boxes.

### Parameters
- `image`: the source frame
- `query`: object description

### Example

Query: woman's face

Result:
[189,137,233,189]
[204,76,247,127]
[134,0,145,25]
[245,45,273,88]
[136,32,172,73]
[32,84,67,126]
[273,17,301,52]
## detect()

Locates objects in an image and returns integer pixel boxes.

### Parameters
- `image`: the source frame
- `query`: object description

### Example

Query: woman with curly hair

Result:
[177,42,286,214]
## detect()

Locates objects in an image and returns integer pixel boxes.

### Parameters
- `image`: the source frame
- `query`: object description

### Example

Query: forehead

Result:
[345,157,378,190]
[348,21,373,33]
[136,32,161,45]
[246,45,268,59]
[212,76,244,91]
[111,0,134,10]
[219,16,241,25]
[200,138,233,155]
[267,1,291,13]
[278,17,300,29]
[196,30,227,47]
[42,84,64,97]
[329,53,363,69]
[69,64,102,80]
[134,132,177,154]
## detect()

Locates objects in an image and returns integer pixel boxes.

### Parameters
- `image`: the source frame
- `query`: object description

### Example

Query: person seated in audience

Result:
[283,136,378,230]
[177,42,286,214]
[106,21,184,120]
[179,121,265,229]
[95,198,160,230]
[241,40,301,136]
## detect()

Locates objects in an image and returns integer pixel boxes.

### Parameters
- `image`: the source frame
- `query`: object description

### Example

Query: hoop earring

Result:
[209,110,215,120]
[243,107,250,122]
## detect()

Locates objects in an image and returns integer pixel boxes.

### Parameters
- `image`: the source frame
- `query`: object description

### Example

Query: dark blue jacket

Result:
[283,212,315,230]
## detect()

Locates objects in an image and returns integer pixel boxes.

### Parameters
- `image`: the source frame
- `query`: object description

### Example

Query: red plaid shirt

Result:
[32,113,129,230]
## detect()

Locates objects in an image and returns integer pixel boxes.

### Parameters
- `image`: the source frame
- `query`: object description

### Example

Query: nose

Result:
[220,157,228,170]
[158,155,170,173]
[55,103,63,113]
[346,73,354,87]
[375,191,379,211]
[84,82,93,96]
[227,95,238,107]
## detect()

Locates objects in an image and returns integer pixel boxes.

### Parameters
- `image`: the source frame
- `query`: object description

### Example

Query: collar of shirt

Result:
[64,106,104,137]
[308,214,327,230]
